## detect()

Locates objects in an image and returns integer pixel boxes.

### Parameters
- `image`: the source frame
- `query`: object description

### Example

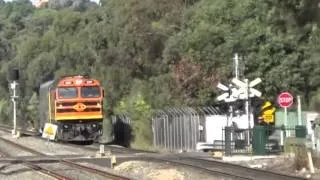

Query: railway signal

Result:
[216,54,264,146]
[9,69,20,137]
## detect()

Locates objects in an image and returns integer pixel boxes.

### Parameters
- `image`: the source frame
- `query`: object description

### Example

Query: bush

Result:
[0,99,11,125]
[115,92,153,150]
[310,90,320,112]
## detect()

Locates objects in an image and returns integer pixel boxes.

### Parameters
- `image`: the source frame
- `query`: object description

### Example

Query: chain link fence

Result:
[152,106,226,152]
[111,107,306,155]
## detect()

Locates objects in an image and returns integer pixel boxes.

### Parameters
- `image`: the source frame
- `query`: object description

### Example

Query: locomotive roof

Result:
[57,75,100,87]
[39,75,101,89]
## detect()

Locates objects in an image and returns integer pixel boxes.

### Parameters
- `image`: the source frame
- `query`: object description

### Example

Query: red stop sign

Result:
[277,92,294,108]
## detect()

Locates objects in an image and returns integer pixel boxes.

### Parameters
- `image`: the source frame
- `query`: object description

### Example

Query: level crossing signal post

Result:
[231,77,262,146]
[216,53,263,148]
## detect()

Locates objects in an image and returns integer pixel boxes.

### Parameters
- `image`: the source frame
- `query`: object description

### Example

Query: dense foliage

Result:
[0,0,320,146]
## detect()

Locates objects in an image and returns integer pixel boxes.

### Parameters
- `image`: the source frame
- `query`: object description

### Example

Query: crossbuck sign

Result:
[231,78,262,99]
[216,78,262,102]
[216,83,239,102]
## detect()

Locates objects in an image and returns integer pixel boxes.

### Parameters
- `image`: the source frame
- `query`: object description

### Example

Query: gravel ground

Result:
[219,155,315,179]
[113,160,233,180]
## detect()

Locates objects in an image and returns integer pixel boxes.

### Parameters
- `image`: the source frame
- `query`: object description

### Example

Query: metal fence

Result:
[111,114,132,147]
[111,107,306,155]
[222,126,298,156]
[152,106,225,152]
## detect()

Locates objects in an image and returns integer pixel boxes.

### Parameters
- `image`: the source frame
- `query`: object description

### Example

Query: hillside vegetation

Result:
[0,0,320,147]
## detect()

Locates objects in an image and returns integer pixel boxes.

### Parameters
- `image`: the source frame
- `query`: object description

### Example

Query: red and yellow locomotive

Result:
[39,75,104,141]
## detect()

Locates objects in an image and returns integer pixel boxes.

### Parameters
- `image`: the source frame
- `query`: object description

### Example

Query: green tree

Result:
[115,88,154,149]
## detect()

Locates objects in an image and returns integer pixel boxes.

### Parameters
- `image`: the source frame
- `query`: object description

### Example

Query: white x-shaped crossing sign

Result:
[231,78,262,98]
[216,78,262,102]
[216,83,241,102]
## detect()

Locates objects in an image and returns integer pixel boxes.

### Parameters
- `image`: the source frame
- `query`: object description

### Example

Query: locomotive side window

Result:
[58,87,78,98]
[81,86,100,98]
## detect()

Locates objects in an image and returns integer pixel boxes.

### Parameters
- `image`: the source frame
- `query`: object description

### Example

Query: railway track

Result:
[0,124,39,136]
[66,142,154,155]
[0,135,130,180]
[0,124,309,179]
[73,144,306,180]
[0,137,72,180]
[163,155,307,180]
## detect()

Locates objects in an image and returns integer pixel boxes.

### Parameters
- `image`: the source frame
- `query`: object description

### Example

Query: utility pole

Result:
[233,53,240,79]
[245,79,251,145]
[297,95,302,126]
[11,81,18,136]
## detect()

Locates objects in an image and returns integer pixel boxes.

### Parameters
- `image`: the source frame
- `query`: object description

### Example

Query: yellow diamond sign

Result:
[42,123,58,140]
[262,107,276,124]
[45,125,54,136]
[73,103,86,112]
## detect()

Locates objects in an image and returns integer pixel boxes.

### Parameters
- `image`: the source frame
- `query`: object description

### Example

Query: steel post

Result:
[11,81,18,137]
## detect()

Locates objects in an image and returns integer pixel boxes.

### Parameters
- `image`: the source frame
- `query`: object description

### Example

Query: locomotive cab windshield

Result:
[58,87,77,99]
[81,86,101,98]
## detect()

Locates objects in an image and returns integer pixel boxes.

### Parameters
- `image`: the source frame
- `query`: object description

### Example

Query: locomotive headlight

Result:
[92,124,97,128]
[63,124,69,129]
[97,103,101,107]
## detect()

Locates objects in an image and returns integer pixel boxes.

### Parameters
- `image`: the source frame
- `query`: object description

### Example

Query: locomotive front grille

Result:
[57,101,100,106]
[56,101,102,113]
[57,108,101,113]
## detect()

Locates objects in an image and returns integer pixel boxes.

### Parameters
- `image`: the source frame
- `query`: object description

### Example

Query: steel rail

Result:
[0,124,38,136]
[22,161,73,180]
[0,136,130,180]
[0,136,45,156]
[0,137,71,180]
[61,160,130,180]
[184,156,305,179]
[141,156,251,180]
[68,142,306,180]
[172,156,307,180]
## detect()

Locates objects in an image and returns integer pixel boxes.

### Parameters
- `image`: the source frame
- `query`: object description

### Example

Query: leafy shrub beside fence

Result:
[115,92,153,150]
